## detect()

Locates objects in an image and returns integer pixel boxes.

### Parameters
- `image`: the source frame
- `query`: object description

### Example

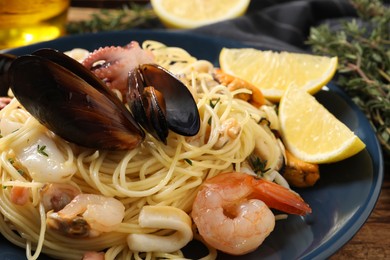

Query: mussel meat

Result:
[7,48,200,150]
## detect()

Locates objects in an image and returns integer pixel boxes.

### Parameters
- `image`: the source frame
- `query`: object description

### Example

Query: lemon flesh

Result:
[219,48,338,102]
[151,0,250,29]
[279,86,365,164]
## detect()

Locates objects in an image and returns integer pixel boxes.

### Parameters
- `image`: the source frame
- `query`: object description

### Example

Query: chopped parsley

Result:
[209,98,220,109]
[184,158,193,166]
[37,145,49,157]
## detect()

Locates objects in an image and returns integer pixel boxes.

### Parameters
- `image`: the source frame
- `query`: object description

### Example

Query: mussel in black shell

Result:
[127,63,200,144]
[8,48,200,150]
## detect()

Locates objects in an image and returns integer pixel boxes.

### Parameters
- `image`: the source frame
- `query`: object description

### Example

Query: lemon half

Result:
[151,0,251,29]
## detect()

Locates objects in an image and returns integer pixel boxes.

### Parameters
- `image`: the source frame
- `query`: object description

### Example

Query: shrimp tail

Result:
[252,178,312,216]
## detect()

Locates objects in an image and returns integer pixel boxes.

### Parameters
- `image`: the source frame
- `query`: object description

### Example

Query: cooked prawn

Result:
[213,69,266,107]
[191,172,311,255]
[10,186,29,206]
[82,251,105,260]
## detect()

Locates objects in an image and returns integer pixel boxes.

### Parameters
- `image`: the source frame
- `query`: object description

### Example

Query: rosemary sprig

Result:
[306,0,390,155]
[66,4,157,34]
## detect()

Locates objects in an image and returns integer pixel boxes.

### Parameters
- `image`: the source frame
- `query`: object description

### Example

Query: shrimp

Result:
[0,97,11,110]
[191,172,311,255]
[82,251,105,260]
[46,194,125,238]
[213,69,266,107]
[10,186,29,206]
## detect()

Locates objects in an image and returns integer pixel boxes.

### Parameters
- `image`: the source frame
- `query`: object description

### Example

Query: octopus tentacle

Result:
[82,41,155,96]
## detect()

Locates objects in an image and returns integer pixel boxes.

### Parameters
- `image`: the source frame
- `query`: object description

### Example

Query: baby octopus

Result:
[82,41,154,96]
[191,172,311,255]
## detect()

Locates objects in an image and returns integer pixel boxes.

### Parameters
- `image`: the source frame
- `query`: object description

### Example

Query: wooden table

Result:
[67,7,390,259]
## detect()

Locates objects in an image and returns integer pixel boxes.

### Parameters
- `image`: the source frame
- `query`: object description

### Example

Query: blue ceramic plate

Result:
[0,30,384,260]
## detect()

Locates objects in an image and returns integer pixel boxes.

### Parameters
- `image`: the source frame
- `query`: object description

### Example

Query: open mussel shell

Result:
[32,48,115,98]
[127,67,169,143]
[137,64,200,137]
[9,50,145,150]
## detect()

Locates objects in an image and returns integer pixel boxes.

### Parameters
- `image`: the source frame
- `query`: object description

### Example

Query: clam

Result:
[8,48,200,150]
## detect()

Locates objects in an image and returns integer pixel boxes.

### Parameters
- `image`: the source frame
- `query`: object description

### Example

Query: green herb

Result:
[207,98,221,125]
[209,98,220,109]
[8,158,14,164]
[184,158,193,165]
[37,145,49,157]
[248,154,270,176]
[66,4,157,34]
[306,0,390,155]
[2,186,7,189]
[17,169,24,175]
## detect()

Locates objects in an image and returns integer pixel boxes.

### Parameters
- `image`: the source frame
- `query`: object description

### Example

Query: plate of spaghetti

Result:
[0,30,384,260]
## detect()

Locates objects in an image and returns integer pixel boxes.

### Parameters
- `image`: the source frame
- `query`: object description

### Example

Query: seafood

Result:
[191,172,311,255]
[213,68,266,107]
[127,206,193,253]
[10,186,29,206]
[82,42,199,143]
[282,150,320,187]
[82,41,154,96]
[40,183,81,212]
[213,118,241,149]
[9,49,144,150]
[46,194,125,238]
[248,121,285,174]
[128,63,200,143]
[13,132,77,183]
[7,46,200,150]
[82,251,105,260]
[0,97,11,110]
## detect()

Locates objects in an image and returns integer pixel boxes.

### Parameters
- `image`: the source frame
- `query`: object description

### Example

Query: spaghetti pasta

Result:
[0,40,293,259]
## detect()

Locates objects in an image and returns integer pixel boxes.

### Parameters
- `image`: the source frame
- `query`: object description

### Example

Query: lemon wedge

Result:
[150,0,250,29]
[279,86,365,163]
[219,48,338,101]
